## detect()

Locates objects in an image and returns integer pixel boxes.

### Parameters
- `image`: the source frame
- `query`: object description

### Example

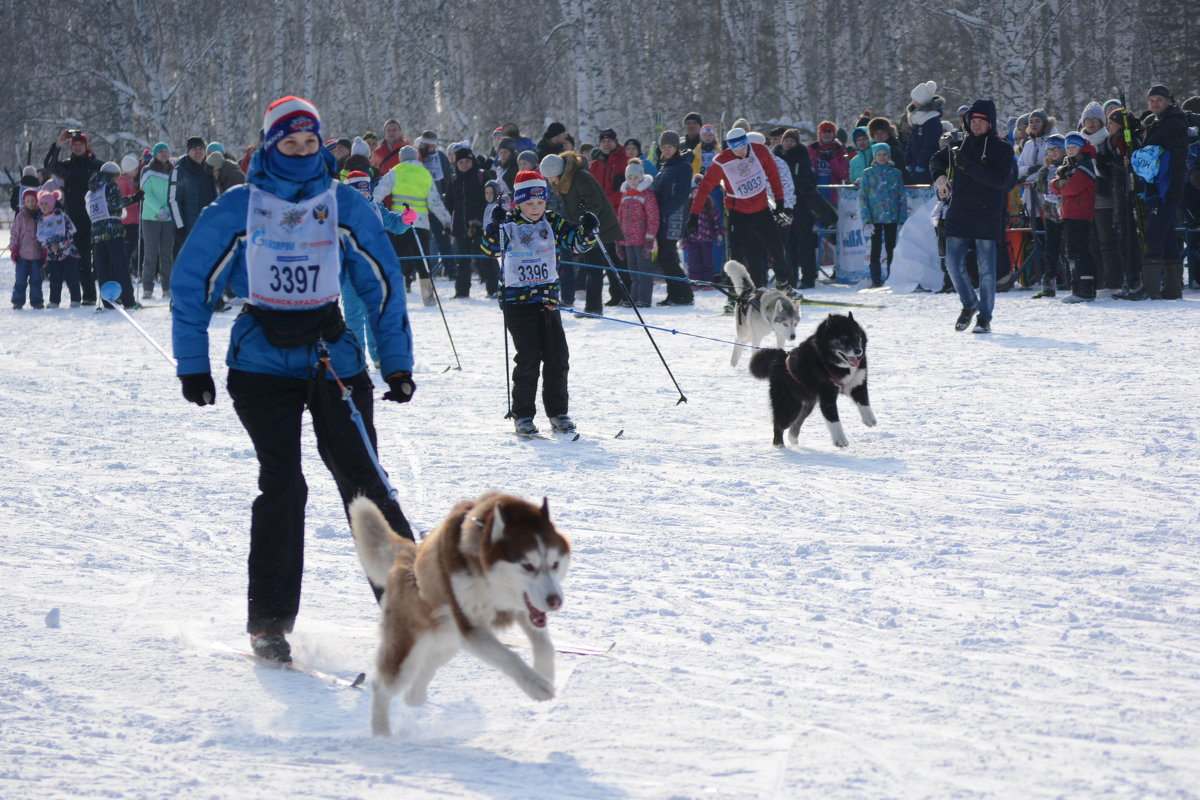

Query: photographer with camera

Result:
[929,99,1018,334]
[44,130,104,305]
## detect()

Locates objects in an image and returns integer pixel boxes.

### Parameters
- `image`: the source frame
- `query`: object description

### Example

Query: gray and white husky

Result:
[350,493,570,736]
[724,259,801,367]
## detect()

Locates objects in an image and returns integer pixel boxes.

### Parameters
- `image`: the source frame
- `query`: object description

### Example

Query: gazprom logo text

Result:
[251,230,295,250]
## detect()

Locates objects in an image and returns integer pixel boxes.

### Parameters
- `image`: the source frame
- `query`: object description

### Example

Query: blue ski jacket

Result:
[171,148,412,379]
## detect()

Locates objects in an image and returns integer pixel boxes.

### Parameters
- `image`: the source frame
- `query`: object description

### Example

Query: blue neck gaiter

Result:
[264,148,326,183]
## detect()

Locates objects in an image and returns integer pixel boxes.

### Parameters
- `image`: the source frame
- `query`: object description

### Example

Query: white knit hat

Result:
[121,155,140,173]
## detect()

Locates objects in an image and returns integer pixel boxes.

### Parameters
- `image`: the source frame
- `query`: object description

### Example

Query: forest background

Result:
[1,0,1196,167]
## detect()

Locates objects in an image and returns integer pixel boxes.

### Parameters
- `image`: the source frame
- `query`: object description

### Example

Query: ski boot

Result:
[514,417,539,438]
[549,415,576,435]
[251,631,292,663]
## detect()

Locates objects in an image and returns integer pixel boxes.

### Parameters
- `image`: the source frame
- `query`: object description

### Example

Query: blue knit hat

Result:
[1064,131,1087,150]
[869,142,891,161]
[152,142,169,157]
[1045,134,1067,151]
[206,141,225,155]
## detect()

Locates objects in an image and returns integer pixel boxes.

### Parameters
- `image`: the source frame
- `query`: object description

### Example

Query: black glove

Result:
[132,189,145,203]
[685,213,700,237]
[579,211,599,234]
[774,208,793,228]
[180,373,215,406]
[491,204,507,227]
[382,371,415,403]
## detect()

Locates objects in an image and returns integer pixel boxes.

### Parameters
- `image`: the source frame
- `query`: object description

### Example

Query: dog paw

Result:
[520,672,556,702]
[859,406,877,427]
[826,420,849,448]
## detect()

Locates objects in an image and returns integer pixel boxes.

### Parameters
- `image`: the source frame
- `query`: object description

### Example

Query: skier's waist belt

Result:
[501,283,559,304]
[243,302,346,348]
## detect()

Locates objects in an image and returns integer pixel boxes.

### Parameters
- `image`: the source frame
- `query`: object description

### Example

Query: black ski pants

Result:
[389,227,430,282]
[729,208,789,288]
[503,302,569,421]
[228,368,413,636]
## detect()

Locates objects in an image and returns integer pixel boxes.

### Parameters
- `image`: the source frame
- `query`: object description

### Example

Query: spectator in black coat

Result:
[1138,84,1190,298]
[930,98,1018,333]
[44,130,104,304]
[169,136,218,250]
[779,128,820,288]
[447,147,494,298]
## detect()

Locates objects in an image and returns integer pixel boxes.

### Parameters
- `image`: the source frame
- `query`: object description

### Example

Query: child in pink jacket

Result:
[10,187,44,309]
[616,158,659,306]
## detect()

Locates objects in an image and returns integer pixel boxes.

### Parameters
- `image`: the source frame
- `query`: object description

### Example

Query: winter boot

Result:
[251,631,292,663]
[1141,258,1164,299]
[418,278,436,307]
[1161,258,1183,300]
[514,417,539,437]
[1032,275,1056,298]
[971,314,991,334]
[549,414,576,434]
[955,306,977,332]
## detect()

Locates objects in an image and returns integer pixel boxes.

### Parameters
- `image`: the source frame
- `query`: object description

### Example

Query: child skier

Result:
[616,158,660,307]
[87,161,141,309]
[480,170,599,437]
[342,170,415,368]
[36,190,82,307]
[10,187,45,309]
[858,143,907,287]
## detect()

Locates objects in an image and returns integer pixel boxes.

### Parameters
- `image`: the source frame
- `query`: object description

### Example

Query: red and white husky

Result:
[349,493,571,736]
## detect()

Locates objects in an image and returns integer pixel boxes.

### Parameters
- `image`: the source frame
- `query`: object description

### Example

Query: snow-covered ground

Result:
[2,231,1199,799]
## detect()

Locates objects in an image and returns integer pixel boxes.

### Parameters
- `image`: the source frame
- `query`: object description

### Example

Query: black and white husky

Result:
[723,260,801,367]
[748,313,877,447]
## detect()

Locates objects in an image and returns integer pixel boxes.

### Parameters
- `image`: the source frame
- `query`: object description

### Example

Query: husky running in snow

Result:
[350,493,570,736]
[723,259,801,367]
[748,312,877,448]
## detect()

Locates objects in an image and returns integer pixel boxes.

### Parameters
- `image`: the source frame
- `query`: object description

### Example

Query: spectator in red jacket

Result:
[589,128,629,214]
[1051,132,1098,303]
[372,118,410,174]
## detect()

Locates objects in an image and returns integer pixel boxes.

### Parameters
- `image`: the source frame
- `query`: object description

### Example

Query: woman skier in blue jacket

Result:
[171,96,417,663]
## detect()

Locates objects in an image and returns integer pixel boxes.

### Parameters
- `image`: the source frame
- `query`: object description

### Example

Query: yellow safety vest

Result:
[389,163,432,214]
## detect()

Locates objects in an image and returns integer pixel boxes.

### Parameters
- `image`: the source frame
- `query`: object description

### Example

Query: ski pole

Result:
[317,349,400,505]
[592,234,687,405]
[495,222,515,419]
[408,214,461,371]
[99,281,176,367]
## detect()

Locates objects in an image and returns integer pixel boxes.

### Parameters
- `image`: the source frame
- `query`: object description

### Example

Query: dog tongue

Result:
[845,355,860,368]
[524,594,547,628]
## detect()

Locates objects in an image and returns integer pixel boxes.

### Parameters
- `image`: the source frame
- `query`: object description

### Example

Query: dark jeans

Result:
[72,214,95,302]
[1042,219,1064,288]
[93,237,134,307]
[1090,206,1122,289]
[729,208,788,288]
[123,223,140,279]
[390,227,431,283]
[788,206,817,286]
[656,236,694,304]
[453,232,497,296]
[227,368,413,635]
[579,244,622,313]
[503,302,569,421]
[868,223,898,283]
[1143,195,1181,259]
[12,259,44,307]
[47,257,81,305]
[1064,218,1096,298]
